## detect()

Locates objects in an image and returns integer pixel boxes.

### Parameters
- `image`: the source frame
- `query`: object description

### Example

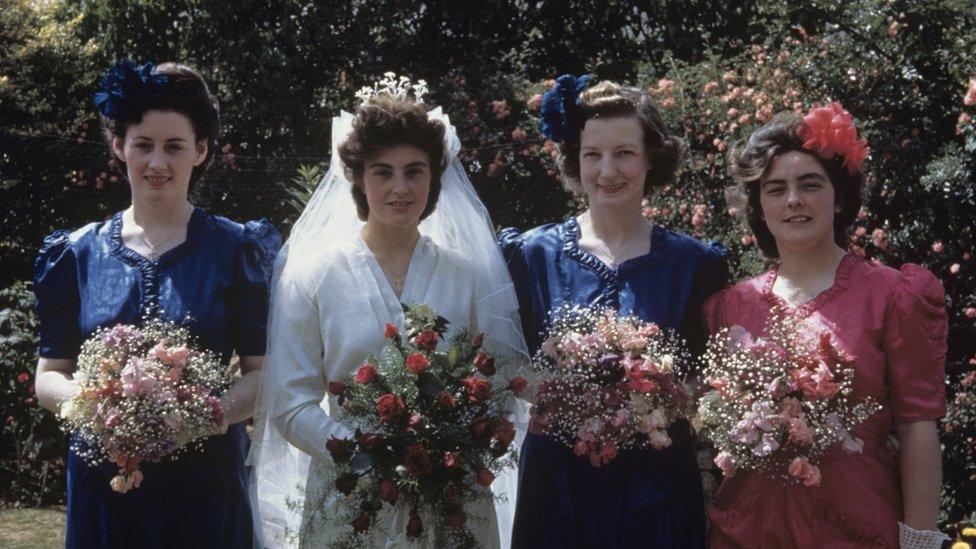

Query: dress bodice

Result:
[499,217,729,353]
[32,207,281,549]
[703,254,948,548]
[499,217,729,549]
[33,207,281,362]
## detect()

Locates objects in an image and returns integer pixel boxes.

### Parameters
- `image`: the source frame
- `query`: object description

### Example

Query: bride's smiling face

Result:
[360,144,432,229]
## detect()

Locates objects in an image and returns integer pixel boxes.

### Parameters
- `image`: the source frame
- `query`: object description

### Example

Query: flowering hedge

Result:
[0,282,66,506]
[1,0,974,528]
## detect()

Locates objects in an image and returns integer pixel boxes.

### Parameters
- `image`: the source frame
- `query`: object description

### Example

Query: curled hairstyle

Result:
[728,111,866,258]
[100,62,221,188]
[338,95,446,221]
[556,80,683,195]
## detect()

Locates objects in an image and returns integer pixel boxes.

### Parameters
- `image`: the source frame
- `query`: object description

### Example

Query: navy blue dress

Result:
[33,207,281,549]
[499,218,728,549]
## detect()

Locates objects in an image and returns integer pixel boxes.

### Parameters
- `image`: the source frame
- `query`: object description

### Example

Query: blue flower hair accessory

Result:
[539,74,592,143]
[93,60,168,120]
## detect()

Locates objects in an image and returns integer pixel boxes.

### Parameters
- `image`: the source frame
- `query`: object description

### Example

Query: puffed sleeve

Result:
[231,219,282,356]
[33,230,82,359]
[682,241,730,355]
[701,287,729,337]
[498,227,539,353]
[883,264,947,424]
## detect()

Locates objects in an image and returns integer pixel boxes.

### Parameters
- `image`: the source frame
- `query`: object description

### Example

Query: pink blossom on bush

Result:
[965,78,976,106]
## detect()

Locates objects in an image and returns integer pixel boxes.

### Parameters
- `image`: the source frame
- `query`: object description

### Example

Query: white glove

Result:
[899,522,950,549]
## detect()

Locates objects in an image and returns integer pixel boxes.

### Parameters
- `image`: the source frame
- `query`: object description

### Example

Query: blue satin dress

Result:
[33,207,280,549]
[499,218,728,549]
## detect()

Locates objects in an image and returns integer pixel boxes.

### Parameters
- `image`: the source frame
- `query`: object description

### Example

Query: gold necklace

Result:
[777,264,837,306]
[583,213,651,268]
[132,206,192,260]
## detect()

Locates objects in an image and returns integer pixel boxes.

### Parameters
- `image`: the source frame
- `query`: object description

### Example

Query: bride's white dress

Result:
[254,231,514,547]
[249,106,527,548]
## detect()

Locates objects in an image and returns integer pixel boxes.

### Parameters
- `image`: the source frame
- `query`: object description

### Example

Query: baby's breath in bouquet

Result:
[59,320,231,493]
[311,304,525,548]
[529,305,692,467]
[696,308,881,486]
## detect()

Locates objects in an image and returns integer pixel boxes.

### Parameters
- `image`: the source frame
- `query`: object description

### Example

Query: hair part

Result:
[555,80,683,196]
[727,111,866,258]
[100,62,220,188]
[338,95,447,221]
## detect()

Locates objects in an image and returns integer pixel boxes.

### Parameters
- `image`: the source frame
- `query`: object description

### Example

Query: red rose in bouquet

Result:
[406,511,424,538]
[355,364,377,384]
[438,392,458,409]
[404,444,433,477]
[461,377,492,403]
[492,418,516,447]
[376,394,405,423]
[303,304,522,547]
[406,352,431,374]
[473,352,496,376]
[379,478,399,504]
[413,330,440,351]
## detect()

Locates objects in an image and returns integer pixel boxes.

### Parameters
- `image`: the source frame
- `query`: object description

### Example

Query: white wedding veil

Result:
[247,104,530,547]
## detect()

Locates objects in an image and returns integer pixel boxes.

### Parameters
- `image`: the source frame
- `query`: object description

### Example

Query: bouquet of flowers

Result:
[315,304,525,548]
[696,309,881,486]
[59,321,230,493]
[528,305,691,467]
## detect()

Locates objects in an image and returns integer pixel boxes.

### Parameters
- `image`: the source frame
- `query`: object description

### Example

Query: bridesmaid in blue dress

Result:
[500,76,728,548]
[32,60,280,548]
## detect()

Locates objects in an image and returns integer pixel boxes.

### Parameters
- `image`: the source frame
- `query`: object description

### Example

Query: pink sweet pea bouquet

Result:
[529,306,691,467]
[59,320,231,492]
[696,309,881,486]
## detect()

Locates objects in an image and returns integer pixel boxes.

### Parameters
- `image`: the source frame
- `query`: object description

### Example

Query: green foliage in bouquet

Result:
[300,305,522,548]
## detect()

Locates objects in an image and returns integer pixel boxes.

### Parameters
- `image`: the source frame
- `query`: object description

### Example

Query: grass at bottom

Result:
[0,507,66,549]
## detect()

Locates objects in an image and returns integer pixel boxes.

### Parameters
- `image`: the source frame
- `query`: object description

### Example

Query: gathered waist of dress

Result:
[820,426,896,464]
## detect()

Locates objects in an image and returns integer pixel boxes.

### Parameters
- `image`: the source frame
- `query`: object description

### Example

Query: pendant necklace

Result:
[133,207,191,260]
[779,268,835,306]
[363,228,408,296]
[584,212,650,268]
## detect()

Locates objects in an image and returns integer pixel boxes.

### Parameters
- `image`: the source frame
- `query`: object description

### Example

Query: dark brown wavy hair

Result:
[100,62,220,188]
[556,80,683,196]
[727,111,866,258]
[338,95,447,221]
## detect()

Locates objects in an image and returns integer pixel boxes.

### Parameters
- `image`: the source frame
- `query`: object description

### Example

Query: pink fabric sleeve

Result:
[883,264,948,424]
[702,289,728,336]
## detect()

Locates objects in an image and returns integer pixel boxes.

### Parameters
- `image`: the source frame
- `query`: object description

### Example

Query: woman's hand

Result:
[217,354,264,426]
[35,357,80,415]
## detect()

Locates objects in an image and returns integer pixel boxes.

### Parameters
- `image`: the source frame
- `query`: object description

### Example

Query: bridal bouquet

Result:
[59,321,230,493]
[529,305,691,467]
[696,309,881,486]
[320,304,524,547]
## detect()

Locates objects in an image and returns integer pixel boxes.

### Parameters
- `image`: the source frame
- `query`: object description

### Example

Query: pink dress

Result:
[702,254,947,548]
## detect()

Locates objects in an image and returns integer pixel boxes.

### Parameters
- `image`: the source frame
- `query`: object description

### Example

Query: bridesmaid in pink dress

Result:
[704,106,949,548]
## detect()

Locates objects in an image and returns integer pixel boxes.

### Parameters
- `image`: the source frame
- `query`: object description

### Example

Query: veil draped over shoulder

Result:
[247,106,530,547]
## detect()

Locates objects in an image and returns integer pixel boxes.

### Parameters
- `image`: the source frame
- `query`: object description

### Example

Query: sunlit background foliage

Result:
[1,0,974,534]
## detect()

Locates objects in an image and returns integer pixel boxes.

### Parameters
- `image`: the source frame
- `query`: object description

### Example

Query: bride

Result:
[249,76,528,548]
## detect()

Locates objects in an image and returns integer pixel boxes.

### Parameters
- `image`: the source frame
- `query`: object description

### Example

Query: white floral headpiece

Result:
[355,72,428,105]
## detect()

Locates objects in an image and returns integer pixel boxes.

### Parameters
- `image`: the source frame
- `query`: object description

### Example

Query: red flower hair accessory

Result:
[796,102,869,176]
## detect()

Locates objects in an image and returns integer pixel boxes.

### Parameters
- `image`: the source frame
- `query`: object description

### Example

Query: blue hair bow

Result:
[93,60,168,120]
[538,74,591,143]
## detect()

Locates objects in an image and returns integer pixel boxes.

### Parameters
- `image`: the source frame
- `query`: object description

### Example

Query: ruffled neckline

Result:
[561,216,668,278]
[109,206,206,269]
[761,252,857,317]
